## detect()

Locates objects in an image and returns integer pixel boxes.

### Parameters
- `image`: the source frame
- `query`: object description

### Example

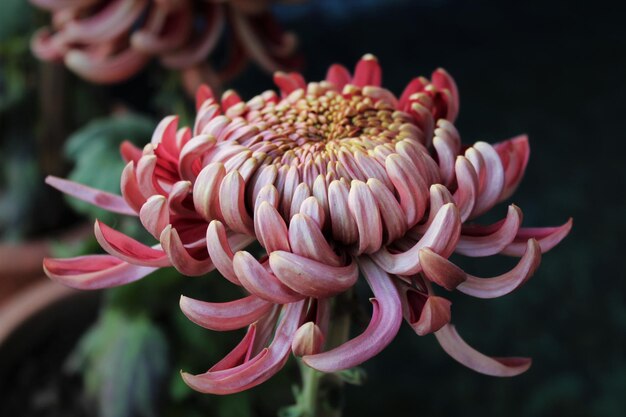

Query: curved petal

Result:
[420,239,541,298]
[457,239,541,298]
[181,300,305,394]
[46,176,136,216]
[269,251,358,298]
[233,251,302,304]
[501,219,573,256]
[180,295,273,331]
[455,205,522,257]
[371,203,461,275]
[43,255,157,290]
[352,54,382,87]
[435,324,531,377]
[160,225,214,276]
[302,257,402,372]
[494,134,530,201]
[401,287,452,336]
[325,64,351,90]
[94,220,170,267]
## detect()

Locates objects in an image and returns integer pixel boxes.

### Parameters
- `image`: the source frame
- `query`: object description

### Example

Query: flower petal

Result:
[45,176,136,216]
[435,324,531,377]
[179,294,273,331]
[181,300,305,394]
[269,251,357,298]
[455,205,522,257]
[233,251,302,304]
[160,225,214,276]
[94,220,170,267]
[352,54,382,87]
[302,257,402,372]
[501,219,573,256]
[372,203,461,275]
[43,255,156,290]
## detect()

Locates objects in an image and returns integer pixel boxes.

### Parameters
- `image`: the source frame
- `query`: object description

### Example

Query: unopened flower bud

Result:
[292,322,324,357]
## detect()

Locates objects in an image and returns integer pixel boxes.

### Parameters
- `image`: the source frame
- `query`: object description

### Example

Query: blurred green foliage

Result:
[63,114,155,223]
[66,309,169,417]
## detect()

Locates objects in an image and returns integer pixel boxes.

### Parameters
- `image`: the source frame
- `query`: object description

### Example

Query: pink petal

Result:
[328,180,358,245]
[45,176,137,216]
[398,76,428,110]
[43,255,157,290]
[160,225,214,276]
[367,178,408,244]
[371,203,461,275]
[431,68,460,121]
[352,54,382,87]
[178,134,215,182]
[120,141,143,164]
[467,142,505,217]
[348,181,382,254]
[418,248,466,291]
[181,300,306,394]
[232,252,302,304]
[139,195,170,239]
[325,64,351,90]
[61,0,147,43]
[219,171,254,235]
[205,220,253,285]
[385,154,428,228]
[494,134,530,202]
[273,71,305,96]
[64,47,149,84]
[254,202,291,253]
[288,214,341,266]
[193,162,226,222]
[401,287,452,336]
[196,84,215,110]
[269,251,358,298]
[452,156,479,222]
[435,324,531,377]
[419,239,541,298]
[455,205,522,257]
[501,219,573,257]
[179,294,273,331]
[120,162,147,212]
[94,220,169,267]
[302,257,402,372]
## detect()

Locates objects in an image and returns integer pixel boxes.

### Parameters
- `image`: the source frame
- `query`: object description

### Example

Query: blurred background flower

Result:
[30,0,303,93]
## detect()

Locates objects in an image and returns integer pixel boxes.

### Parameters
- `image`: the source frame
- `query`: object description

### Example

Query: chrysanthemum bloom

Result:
[30,0,300,84]
[44,55,571,394]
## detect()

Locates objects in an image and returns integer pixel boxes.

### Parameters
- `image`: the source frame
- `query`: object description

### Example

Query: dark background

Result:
[1,0,624,416]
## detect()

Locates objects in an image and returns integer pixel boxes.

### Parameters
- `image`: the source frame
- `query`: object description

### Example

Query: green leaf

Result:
[66,309,169,417]
[0,0,34,41]
[64,114,154,222]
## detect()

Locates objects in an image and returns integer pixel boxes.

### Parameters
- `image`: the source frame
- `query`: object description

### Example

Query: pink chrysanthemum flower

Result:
[44,55,571,394]
[30,0,299,84]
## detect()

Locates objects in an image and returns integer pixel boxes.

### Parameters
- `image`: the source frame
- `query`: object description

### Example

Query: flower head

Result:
[30,0,300,85]
[44,55,572,394]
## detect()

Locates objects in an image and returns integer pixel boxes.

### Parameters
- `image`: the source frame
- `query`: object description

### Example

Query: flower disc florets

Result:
[44,55,572,394]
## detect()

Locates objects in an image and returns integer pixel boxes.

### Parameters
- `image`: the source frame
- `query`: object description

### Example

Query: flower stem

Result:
[291,293,353,417]
[297,360,322,417]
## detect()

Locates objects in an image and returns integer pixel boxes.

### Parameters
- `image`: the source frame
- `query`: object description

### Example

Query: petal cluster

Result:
[30,0,300,84]
[44,55,571,393]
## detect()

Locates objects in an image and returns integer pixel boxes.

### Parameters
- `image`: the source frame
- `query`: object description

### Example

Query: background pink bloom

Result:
[30,0,302,87]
